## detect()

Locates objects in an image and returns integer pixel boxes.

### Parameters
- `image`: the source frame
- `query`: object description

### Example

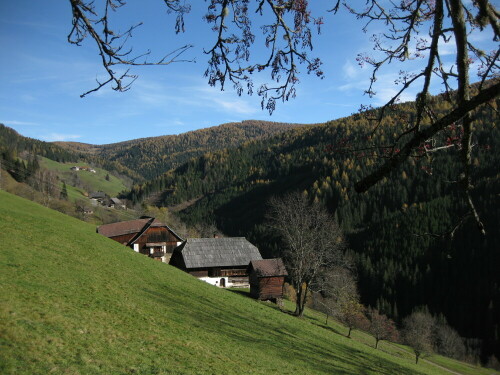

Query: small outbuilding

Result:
[248,258,288,301]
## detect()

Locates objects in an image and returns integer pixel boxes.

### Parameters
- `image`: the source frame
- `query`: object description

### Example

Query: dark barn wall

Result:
[250,275,285,300]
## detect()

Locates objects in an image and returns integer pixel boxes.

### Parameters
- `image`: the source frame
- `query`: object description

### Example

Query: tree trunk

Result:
[294,283,308,317]
[347,327,352,338]
[294,285,303,316]
[375,338,379,349]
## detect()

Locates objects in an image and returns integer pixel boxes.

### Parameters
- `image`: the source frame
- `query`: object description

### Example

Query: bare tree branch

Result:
[354,79,500,195]
[68,0,193,96]
[345,0,499,234]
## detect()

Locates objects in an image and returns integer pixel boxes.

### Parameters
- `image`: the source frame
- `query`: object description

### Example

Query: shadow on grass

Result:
[226,288,252,299]
[311,321,346,336]
[226,289,299,315]
[141,285,426,375]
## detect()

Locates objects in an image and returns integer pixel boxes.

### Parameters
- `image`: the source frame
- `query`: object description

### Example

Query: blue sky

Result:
[0,1,495,145]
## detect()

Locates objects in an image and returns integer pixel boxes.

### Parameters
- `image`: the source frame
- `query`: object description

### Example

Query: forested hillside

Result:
[56,120,312,180]
[124,96,500,361]
[0,124,79,163]
[0,124,139,182]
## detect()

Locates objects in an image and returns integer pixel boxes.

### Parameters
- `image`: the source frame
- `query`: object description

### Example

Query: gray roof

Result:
[110,197,123,205]
[90,191,107,199]
[177,237,262,269]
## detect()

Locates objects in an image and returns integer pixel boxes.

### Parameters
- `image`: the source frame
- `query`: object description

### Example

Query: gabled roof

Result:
[97,217,183,242]
[249,258,288,277]
[175,237,262,269]
[110,198,123,205]
[90,191,107,199]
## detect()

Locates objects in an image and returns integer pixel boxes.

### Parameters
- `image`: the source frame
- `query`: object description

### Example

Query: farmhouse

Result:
[97,217,183,263]
[109,197,125,209]
[248,258,288,301]
[170,237,263,288]
[90,191,107,202]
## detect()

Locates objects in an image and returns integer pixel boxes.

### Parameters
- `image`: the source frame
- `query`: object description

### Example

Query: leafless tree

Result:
[267,192,347,317]
[402,311,436,364]
[29,169,60,207]
[367,307,399,349]
[434,319,466,360]
[317,278,368,338]
[315,265,358,322]
[339,300,369,338]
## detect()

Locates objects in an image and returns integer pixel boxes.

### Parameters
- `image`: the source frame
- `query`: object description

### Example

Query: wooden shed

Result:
[248,258,288,301]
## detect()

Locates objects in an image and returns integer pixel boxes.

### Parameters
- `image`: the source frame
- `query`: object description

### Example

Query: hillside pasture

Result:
[40,157,128,197]
[0,190,497,375]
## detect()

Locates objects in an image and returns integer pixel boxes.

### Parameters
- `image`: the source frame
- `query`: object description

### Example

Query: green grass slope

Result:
[40,157,128,197]
[0,190,489,375]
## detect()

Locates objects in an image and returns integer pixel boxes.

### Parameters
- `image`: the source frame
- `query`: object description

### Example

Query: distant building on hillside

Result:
[170,237,263,288]
[70,166,96,173]
[90,191,107,200]
[90,191,108,206]
[109,197,125,209]
[248,258,288,302]
[97,217,183,263]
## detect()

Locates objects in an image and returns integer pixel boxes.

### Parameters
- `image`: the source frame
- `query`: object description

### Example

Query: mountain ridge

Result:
[55,120,315,180]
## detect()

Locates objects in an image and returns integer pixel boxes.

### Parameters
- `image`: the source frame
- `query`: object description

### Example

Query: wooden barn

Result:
[248,258,288,301]
[169,237,263,288]
[97,217,183,263]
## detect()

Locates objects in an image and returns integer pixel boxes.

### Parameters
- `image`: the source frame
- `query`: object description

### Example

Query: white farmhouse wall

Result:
[199,277,230,288]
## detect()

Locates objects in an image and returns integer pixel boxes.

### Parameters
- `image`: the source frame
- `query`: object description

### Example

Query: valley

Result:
[1,91,499,371]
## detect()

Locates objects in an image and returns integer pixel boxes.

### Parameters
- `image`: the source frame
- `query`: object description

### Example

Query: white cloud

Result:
[438,36,457,57]
[342,60,360,80]
[129,76,259,116]
[338,79,367,93]
[339,68,420,106]
[2,120,39,126]
[373,86,417,105]
[40,133,82,142]
[211,97,256,115]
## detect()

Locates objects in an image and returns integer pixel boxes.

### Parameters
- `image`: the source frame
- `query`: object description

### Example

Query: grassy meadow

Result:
[40,157,128,197]
[0,190,497,375]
